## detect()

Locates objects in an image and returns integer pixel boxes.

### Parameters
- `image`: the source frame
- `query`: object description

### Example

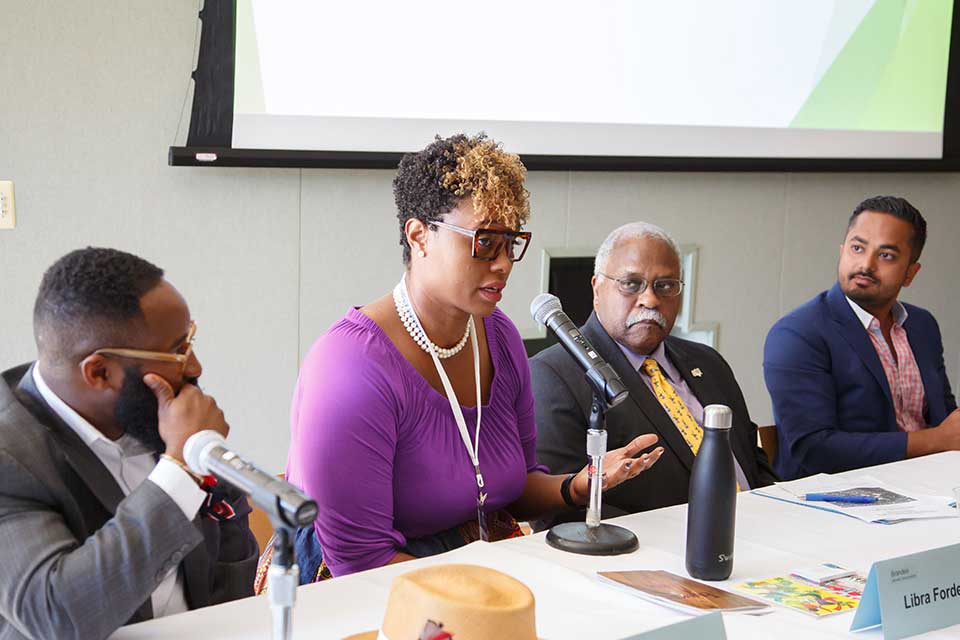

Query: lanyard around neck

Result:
[430,321,484,488]
[400,277,484,489]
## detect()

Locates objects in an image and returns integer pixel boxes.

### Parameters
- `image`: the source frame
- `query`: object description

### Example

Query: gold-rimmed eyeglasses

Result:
[92,320,197,377]
[430,221,532,262]
[598,273,684,298]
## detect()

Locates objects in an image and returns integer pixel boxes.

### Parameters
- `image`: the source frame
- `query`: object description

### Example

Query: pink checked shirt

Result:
[846,298,926,432]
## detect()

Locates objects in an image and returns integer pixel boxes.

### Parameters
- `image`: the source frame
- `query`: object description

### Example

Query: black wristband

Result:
[560,473,578,508]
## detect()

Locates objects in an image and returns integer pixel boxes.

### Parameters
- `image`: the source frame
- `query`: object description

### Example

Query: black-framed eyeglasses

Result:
[597,273,684,298]
[430,221,532,262]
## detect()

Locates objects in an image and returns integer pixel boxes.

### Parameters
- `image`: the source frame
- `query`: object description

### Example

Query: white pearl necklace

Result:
[393,277,472,359]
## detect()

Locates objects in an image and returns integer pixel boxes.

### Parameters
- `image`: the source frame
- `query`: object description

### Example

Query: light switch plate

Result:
[0,181,15,230]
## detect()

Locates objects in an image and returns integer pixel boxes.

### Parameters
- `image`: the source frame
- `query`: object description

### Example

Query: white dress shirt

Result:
[32,365,207,618]
[845,296,908,330]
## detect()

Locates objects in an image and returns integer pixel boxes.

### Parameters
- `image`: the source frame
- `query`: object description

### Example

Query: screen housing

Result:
[170,0,960,172]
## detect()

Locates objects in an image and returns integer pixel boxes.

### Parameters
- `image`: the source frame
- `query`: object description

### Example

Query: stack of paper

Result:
[752,474,956,524]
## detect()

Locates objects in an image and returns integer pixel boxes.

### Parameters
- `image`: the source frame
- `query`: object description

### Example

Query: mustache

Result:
[849,271,878,283]
[626,308,667,330]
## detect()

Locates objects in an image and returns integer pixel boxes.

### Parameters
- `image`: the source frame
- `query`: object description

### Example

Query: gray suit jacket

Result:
[0,364,259,640]
[532,313,777,525]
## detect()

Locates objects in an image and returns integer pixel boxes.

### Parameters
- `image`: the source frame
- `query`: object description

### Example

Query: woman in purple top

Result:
[285,134,664,579]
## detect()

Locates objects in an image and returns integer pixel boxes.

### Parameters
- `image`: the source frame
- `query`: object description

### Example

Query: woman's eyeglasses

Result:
[430,221,532,263]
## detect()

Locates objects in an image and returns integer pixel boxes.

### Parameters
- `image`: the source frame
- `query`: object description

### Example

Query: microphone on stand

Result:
[184,430,316,640]
[530,294,628,408]
[184,430,318,528]
[530,293,638,556]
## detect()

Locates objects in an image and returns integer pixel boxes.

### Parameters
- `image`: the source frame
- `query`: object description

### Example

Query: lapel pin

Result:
[691,368,703,378]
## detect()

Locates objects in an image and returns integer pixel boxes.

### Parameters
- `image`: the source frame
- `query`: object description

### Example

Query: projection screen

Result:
[171,0,960,169]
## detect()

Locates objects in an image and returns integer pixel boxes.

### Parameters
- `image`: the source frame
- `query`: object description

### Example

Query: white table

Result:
[113,452,960,639]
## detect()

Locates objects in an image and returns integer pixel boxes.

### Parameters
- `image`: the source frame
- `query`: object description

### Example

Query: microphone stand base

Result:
[545,522,639,556]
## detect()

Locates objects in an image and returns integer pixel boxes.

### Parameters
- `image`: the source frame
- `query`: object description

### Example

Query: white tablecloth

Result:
[112,451,960,639]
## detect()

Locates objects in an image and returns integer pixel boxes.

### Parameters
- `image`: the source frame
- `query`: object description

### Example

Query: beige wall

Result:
[2,1,958,470]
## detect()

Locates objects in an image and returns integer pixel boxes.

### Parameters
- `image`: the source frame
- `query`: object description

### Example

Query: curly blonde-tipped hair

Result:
[393,133,530,264]
[441,135,530,230]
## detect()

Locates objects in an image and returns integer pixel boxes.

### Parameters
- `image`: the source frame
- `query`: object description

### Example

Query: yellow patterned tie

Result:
[641,358,703,453]
[641,358,740,491]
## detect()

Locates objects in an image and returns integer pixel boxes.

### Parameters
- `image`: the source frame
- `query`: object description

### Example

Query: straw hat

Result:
[345,564,538,640]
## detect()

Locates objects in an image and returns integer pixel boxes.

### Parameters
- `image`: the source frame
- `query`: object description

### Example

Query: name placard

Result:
[620,612,726,640]
[851,542,960,639]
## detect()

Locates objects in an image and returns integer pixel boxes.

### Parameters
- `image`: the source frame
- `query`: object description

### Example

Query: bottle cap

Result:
[703,404,732,430]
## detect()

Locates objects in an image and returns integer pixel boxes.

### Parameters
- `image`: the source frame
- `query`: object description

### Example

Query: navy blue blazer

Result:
[763,282,956,480]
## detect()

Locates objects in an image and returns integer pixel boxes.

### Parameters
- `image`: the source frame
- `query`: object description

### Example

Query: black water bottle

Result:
[686,404,737,580]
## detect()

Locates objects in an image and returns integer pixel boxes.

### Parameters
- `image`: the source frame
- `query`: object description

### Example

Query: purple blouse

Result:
[286,307,546,577]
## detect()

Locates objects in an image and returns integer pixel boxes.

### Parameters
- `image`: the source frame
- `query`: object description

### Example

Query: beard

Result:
[113,366,199,455]
[844,286,881,307]
[841,271,888,308]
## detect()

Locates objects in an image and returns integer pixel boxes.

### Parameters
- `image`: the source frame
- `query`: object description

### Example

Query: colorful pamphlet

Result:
[791,563,856,584]
[818,573,866,600]
[598,570,769,615]
[734,574,862,617]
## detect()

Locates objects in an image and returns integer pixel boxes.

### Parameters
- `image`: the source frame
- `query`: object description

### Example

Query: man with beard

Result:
[531,223,776,524]
[765,196,959,480]
[0,248,258,640]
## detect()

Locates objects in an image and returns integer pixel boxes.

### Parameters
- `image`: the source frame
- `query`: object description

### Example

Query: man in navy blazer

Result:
[764,196,959,480]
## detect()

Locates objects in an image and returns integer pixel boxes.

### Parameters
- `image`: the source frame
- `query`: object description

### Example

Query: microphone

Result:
[530,293,628,408]
[184,430,318,529]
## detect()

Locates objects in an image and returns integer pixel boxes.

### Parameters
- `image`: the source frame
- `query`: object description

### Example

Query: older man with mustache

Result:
[531,223,776,524]
[764,196,959,480]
